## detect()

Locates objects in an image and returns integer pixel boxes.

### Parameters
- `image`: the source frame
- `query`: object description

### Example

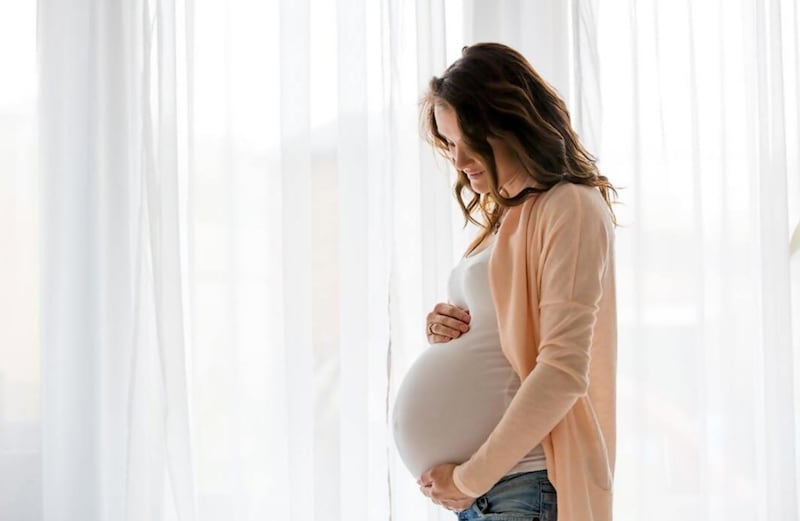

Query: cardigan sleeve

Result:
[452,184,612,498]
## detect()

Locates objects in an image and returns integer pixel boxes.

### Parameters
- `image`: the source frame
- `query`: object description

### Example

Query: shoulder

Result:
[501,182,612,247]
[541,181,604,209]
[528,181,611,225]
[514,182,614,255]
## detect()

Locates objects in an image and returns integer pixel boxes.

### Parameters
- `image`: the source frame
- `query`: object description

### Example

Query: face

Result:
[433,103,522,194]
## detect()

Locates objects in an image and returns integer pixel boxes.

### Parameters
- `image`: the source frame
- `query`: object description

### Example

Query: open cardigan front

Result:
[451,176,617,521]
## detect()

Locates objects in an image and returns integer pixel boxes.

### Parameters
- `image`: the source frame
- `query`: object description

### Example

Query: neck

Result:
[499,169,538,199]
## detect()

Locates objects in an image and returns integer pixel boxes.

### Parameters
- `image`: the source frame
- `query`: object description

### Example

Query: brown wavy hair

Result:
[420,42,618,253]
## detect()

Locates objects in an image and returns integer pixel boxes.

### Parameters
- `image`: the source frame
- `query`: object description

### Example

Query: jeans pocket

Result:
[538,487,557,521]
[478,472,548,519]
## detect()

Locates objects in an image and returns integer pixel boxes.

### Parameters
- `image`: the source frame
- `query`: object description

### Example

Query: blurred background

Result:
[1,0,799,520]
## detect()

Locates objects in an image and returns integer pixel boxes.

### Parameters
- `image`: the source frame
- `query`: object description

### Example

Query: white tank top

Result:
[392,233,546,480]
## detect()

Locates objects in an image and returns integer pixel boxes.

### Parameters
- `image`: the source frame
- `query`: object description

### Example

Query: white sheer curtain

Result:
[4,0,800,520]
[0,2,40,520]
[598,0,800,520]
[29,0,466,520]
[38,0,195,519]
[186,1,465,519]
[459,0,800,520]
[594,1,800,520]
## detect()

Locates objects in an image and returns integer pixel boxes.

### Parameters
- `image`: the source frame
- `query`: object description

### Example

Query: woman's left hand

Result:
[417,463,478,513]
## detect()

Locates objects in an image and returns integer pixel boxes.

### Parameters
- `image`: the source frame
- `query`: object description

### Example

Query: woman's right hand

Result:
[426,303,470,343]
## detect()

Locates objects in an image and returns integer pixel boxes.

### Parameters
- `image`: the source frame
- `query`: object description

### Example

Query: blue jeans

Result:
[454,470,557,521]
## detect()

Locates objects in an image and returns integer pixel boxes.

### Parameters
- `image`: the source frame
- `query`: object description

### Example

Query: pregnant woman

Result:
[391,43,618,521]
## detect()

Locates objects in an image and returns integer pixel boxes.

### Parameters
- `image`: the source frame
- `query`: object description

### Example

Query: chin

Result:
[469,180,489,194]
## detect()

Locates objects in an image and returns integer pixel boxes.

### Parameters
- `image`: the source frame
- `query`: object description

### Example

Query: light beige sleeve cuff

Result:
[452,464,483,498]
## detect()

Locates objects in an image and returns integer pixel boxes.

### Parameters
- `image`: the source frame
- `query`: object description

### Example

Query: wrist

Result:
[452,464,481,498]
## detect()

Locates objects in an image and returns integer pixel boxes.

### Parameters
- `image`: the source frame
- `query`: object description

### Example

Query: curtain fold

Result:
[183,0,460,518]
[0,3,39,519]
[336,0,370,517]
[39,0,196,519]
[595,0,800,519]
[749,0,798,517]
[277,0,314,516]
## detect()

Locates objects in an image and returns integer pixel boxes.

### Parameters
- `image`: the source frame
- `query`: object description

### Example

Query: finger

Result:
[426,332,447,345]
[445,501,470,513]
[429,487,445,502]
[440,316,470,335]
[442,501,463,512]
[433,303,471,324]
[442,495,468,509]
[428,321,462,340]
[457,499,475,510]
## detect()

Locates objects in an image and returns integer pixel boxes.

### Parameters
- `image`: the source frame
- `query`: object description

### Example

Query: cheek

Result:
[492,144,515,173]
[464,152,484,168]
[486,140,508,167]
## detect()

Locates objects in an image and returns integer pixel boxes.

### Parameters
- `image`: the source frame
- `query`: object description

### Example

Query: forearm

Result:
[452,360,586,497]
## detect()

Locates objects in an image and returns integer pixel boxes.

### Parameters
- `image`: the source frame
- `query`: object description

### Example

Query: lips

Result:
[465,171,484,178]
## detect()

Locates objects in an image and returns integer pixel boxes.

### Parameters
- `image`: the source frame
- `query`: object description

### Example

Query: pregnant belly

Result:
[391,338,517,479]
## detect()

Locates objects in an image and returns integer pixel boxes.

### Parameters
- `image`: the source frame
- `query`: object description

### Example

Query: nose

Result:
[452,144,476,172]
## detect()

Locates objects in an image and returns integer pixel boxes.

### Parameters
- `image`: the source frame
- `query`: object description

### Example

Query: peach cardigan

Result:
[451,175,617,521]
